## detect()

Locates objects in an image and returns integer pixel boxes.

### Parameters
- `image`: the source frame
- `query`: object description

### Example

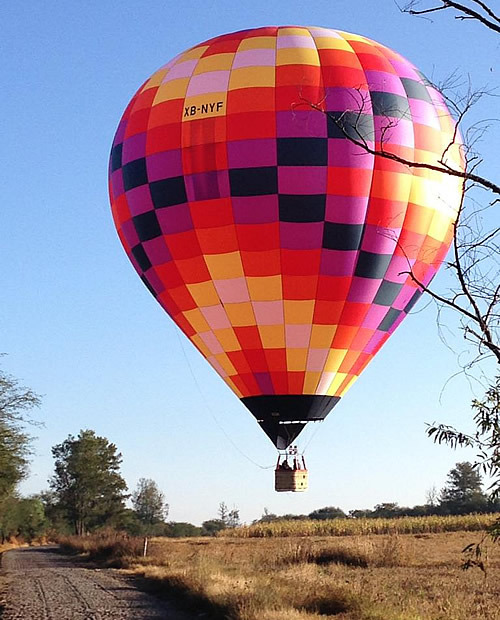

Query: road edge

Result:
[0,550,9,619]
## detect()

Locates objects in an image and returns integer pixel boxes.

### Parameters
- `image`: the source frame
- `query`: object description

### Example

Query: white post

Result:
[143,536,148,557]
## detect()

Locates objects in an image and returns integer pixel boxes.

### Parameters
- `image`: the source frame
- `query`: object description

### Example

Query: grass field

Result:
[60,516,500,620]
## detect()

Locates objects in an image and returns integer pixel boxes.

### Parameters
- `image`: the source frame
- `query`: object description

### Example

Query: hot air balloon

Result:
[109,26,464,491]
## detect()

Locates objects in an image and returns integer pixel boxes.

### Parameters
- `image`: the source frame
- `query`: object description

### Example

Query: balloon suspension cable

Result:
[300,418,323,453]
[174,326,275,470]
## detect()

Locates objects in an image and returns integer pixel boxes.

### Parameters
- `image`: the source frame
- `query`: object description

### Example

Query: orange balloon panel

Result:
[109,26,464,448]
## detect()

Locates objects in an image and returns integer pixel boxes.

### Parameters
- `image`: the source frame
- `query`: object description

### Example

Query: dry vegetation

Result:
[219,514,497,538]
[58,516,500,620]
[0,535,48,554]
[0,542,18,554]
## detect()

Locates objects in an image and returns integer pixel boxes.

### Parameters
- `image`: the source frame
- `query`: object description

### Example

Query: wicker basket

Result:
[275,469,308,492]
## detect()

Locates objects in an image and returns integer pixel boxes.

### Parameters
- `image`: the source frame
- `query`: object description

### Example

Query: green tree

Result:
[348,509,372,519]
[132,478,168,531]
[308,506,346,520]
[201,519,226,536]
[37,489,73,535]
[257,507,278,523]
[49,429,128,535]
[371,503,403,518]
[0,367,41,500]
[439,462,490,514]
[166,522,203,537]
[114,508,143,535]
[0,496,47,543]
[0,496,20,543]
[15,497,47,541]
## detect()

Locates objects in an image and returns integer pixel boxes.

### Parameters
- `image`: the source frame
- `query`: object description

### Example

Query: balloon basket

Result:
[275,446,308,492]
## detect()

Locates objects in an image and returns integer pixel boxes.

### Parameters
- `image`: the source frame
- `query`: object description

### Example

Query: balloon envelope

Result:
[109,26,464,449]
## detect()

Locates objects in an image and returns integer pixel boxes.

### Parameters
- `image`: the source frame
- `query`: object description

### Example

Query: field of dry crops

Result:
[123,530,500,620]
[219,514,497,538]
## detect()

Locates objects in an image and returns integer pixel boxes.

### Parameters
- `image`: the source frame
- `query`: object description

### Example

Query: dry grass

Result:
[0,542,18,555]
[58,530,143,566]
[0,537,35,555]
[60,527,500,620]
[221,514,498,538]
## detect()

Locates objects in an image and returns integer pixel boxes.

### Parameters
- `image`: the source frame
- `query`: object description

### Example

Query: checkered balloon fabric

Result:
[109,26,464,447]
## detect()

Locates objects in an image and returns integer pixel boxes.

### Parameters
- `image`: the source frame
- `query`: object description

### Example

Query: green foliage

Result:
[371,503,401,517]
[115,508,171,537]
[428,380,500,553]
[0,365,42,542]
[471,378,500,499]
[406,505,432,517]
[37,489,73,535]
[0,422,30,499]
[349,505,430,519]
[202,519,226,536]
[132,478,168,529]
[256,508,279,523]
[0,496,47,542]
[278,514,308,520]
[166,522,203,537]
[0,496,20,543]
[49,429,128,535]
[0,367,41,500]
[254,510,308,524]
[349,509,373,519]
[428,378,500,501]
[15,497,47,540]
[111,507,144,536]
[309,506,347,520]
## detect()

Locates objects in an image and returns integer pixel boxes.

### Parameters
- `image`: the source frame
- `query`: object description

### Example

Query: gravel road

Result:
[0,546,193,619]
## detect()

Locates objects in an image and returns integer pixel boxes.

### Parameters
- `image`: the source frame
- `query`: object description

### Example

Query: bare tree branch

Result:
[306,101,500,196]
[299,59,499,365]
[402,0,500,33]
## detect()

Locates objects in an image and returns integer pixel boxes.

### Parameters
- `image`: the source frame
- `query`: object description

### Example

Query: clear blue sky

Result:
[2,1,497,525]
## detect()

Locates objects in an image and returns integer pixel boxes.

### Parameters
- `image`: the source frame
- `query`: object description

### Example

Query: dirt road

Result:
[0,546,193,619]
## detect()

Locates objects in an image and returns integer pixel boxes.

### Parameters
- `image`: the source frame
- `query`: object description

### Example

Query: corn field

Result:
[218,514,498,538]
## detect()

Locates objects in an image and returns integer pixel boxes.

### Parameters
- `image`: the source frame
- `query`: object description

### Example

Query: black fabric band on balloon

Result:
[241,395,340,449]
